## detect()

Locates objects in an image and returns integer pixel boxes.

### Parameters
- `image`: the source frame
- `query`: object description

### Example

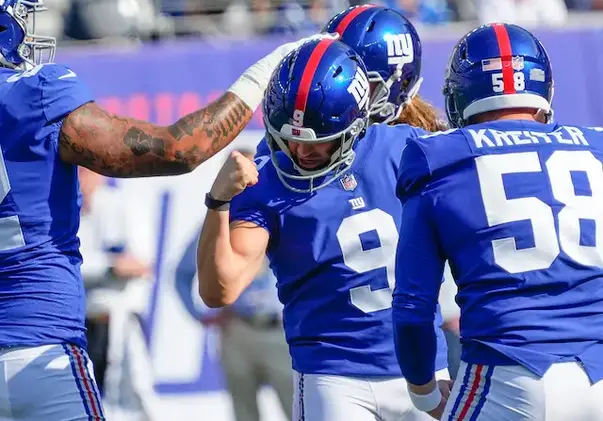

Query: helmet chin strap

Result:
[537,108,554,124]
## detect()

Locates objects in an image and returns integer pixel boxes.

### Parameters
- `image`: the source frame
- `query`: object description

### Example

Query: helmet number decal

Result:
[384,33,414,67]
[492,72,525,93]
[292,109,304,127]
[347,69,370,110]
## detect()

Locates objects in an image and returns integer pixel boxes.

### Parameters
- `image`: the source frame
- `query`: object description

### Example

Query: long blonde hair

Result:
[393,95,448,132]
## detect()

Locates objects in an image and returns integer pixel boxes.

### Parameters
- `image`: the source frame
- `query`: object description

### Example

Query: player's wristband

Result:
[408,386,442,412]
[205,193,230,211]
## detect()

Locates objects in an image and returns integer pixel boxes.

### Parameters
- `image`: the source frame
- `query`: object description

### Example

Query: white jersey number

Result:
[254,154,270,171]
[0,150,25,251]
[336,208,398,313]
[476,150,603,274]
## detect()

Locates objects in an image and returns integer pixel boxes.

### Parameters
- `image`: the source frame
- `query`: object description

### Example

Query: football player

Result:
[323,4,438,129]
[0,0,327,419]
[197,39,450,421]
[254,4,447,159]
[393,23,603,420]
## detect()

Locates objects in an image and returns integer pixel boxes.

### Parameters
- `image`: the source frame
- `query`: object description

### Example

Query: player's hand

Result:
[210,150,258,202]
[426,379,454,420]
[111,253,150,280]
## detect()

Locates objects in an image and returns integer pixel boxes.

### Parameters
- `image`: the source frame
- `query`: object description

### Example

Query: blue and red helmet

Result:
[263,38,370,193]
[0,0,55,69]
[323,5,422,124]
[444,23,554,128]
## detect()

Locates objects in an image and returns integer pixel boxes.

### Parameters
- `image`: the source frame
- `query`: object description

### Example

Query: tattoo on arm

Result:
[59,92,253,177]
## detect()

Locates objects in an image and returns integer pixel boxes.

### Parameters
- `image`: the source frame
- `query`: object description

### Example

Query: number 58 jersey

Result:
[398,120,603,383]
[230,124,449,377]
[0,65,93,348]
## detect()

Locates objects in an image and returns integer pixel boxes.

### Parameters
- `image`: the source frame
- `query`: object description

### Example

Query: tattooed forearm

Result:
[123,127,166,157]
[167,92,250,150]
[58,92,253,178]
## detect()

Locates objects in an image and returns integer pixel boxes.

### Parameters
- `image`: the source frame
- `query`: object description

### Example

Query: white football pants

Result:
[292,369,450,421]
[443,361,603,421]
[0,344,105,420]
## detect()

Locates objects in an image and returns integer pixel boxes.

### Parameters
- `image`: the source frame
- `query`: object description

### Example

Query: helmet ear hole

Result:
[0,25,6,33]
[333,66,343,78]
[287,54,296,68]
[366,20,376,32]
[459,45,467,61]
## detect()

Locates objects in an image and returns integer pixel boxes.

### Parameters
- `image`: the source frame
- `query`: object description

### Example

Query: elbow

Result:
[202,294,235,309]
[199,288,238,309]
[198,274,239,308]
[201,295,227,309]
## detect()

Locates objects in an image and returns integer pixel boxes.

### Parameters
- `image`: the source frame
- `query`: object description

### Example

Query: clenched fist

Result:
[210,150,259,202]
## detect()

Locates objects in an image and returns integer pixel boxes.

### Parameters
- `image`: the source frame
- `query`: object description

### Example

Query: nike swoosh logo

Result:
[58,70,77,79]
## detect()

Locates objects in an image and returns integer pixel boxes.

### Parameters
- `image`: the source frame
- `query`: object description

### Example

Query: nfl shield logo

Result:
[512,56,525,71]
[340,174,357,191]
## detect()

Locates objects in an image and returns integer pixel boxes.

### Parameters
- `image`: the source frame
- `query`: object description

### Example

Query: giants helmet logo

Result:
[347,69,369,110]
[384,33,414,67]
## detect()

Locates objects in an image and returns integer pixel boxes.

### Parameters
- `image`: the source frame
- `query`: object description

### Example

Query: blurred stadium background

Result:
[58,1,603,420]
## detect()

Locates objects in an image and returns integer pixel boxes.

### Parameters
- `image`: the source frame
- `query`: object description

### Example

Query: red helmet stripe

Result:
[493,23,516,94]
[294,38,336,122]
[334,4,376,37]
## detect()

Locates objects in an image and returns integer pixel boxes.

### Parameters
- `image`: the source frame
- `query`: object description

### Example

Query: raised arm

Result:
[59,94,249,177]
[198,216,269,308]
[197,151,269,307]
[59,34,334,177]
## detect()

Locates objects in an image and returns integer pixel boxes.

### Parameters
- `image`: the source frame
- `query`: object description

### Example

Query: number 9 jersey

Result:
[0,64,93,348]
[395,121,603,384]
[230,123,449,377]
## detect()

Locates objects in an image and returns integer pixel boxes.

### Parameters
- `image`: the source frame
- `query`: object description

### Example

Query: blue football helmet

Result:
[0,0,55,69]
[263,39,370,193]
[323,5,422,125]
[444,23,554,128]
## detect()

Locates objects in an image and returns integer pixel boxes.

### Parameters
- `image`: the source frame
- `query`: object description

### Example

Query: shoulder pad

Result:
[6,63,76,85]
[6,63,93,123]
[419,128,459,139]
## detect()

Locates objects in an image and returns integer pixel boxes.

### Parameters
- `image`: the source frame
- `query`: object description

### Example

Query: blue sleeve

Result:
[255,137,271,157]
[253,137,272,173]
[36,64,94,122]
[396,139,432,202]
[229,183,278,238]
[392,160,446,385]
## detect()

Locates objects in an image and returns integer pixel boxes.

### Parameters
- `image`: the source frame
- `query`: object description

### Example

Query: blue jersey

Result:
[0,64,93,348]
[393,120,603,384]
[255,137,270,157]
[230,123,448,377]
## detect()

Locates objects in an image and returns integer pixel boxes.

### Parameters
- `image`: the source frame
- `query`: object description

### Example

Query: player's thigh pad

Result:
[443,361,599,421]
[293,371,380,421]
[0,344,104,421]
